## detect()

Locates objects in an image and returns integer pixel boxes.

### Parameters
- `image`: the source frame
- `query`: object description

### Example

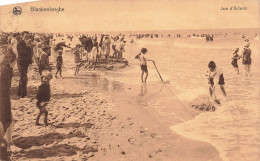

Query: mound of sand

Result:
[190,95,217,112]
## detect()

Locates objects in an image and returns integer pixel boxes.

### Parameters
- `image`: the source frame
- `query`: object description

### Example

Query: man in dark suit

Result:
[17,31,33,98]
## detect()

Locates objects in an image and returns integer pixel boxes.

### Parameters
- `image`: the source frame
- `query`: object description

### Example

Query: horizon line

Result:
[1,27,259,33]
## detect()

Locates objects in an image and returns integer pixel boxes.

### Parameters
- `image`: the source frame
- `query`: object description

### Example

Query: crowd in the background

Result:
[0,31,128,160]
[0,30,257,160]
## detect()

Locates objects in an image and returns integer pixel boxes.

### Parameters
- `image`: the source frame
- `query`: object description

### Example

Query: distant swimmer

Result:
[241,41,252,77]
[138,48,154,83]
[231,48,240,75]
[206,61,227,101]
[130,39,135,43]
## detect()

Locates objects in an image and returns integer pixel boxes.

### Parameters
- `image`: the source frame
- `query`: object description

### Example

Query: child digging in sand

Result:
[206,61,227,102]
[36,70,52,126]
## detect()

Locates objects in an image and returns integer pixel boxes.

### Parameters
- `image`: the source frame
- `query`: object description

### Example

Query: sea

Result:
[64,28,260,161]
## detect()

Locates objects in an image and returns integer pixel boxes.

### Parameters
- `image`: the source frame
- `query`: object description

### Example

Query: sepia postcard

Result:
[0,0,259,160]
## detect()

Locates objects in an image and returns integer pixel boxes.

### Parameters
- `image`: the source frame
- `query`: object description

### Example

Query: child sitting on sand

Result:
[231,48,240,75]
[206,61,227,101]
[36,70,52,126]
[55,50,63,78]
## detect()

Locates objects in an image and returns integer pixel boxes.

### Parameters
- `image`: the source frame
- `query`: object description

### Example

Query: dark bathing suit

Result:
[141,65,148,73]
[242,48,252,65]
[231,53,239,68]
[209,74,225,86]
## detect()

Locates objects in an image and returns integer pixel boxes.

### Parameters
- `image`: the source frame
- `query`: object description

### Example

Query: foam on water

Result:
[124,34,260,161]
[64,30,259,161]
[163,36,259,161]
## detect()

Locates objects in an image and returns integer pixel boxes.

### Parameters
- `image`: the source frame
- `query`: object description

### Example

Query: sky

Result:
[0,0,259,32]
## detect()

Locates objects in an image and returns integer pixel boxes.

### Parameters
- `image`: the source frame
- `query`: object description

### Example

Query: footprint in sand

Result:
[127,138,136,145]
[140,127,149,134]
[150,133,163,139]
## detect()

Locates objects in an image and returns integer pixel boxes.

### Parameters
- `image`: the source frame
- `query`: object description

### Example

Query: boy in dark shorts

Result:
[231,48,240,75]
[36,70,52,126]
[55,50,63,78]
[206,61,227,101]
[139,48,154,83]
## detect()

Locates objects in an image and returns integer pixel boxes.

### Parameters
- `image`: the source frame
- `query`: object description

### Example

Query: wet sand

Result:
[9,65,223,161]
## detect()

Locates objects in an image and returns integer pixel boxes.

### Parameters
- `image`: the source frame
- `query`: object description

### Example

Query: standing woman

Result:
[241,42,252,77]
[0,45,14,152]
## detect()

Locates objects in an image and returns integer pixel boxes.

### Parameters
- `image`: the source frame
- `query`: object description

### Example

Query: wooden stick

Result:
[152,61,164,82]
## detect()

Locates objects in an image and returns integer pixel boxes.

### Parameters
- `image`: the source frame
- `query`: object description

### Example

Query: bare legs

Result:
[234,67,239,75]
[36,106,48,126]
[209,85,227,100]
[220,85,227,98]
[141,71,148,83]
[75,65,80,75]
[209,85,217,100]
[55,68,62,77]
[244,64,251,77]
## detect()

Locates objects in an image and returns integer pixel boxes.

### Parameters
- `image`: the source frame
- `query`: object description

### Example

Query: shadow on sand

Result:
[53,122,93,129]
[10,86,38,100]
[14,144,97,158]
[51,93,84,99]
[13,131,87,149]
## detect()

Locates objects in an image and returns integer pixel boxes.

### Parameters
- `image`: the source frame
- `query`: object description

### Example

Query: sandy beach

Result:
[7,52,223,161]
[0,0,259,160]
[0,28,257,161]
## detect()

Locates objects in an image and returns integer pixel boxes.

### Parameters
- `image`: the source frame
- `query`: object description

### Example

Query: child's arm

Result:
[145,55,154,62]
[205,70,210,77]
[232,54,240,59]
